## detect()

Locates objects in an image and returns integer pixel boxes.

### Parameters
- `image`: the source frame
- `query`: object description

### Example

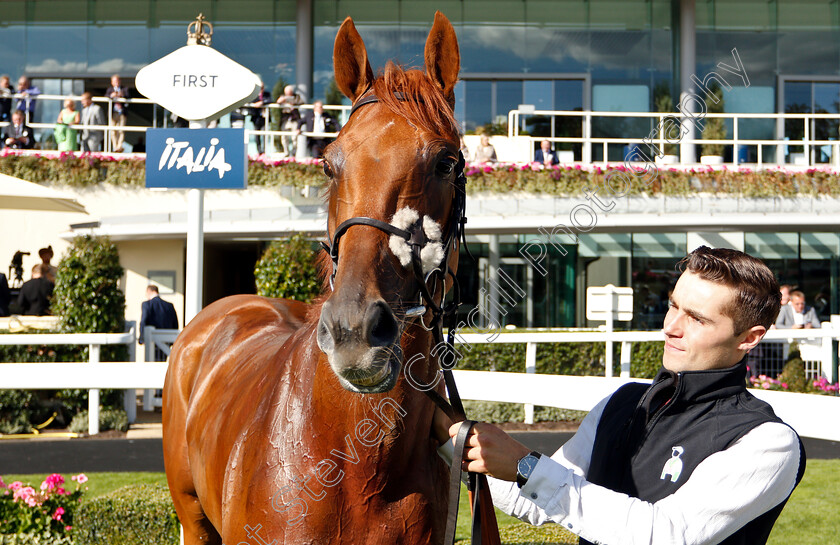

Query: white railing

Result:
[1,324,836,440]
[0,326,138,435]
[506,108,840,168]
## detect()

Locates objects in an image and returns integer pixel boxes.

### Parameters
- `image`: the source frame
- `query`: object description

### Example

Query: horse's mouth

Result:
[336,346,402,394]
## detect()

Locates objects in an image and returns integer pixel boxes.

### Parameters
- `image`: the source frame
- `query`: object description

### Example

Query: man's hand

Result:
[449,421,531,482]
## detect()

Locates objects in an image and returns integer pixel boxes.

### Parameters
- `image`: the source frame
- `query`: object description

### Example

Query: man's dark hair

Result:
[147,285,159,294]
[678,246,781,334]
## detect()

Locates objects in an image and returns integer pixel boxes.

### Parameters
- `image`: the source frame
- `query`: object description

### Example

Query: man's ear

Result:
[738,325,767,352]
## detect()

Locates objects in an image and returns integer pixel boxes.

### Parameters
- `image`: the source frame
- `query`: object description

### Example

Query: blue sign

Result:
[145,128,247,189]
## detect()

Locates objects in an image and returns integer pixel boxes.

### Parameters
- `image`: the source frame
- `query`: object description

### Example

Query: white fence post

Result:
[125,321,137,424]
[88,343,100,436]
[143,326,156,412]
[524,342,537,424]
[620,341,632,378]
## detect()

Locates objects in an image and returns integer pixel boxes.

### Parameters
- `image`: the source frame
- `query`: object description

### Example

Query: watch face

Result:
[518,454,538,478]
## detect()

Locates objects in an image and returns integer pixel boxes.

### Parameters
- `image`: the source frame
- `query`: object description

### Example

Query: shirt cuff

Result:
[519,454,574,515]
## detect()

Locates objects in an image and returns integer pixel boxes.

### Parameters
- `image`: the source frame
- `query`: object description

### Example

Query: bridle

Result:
[319,90,499,545]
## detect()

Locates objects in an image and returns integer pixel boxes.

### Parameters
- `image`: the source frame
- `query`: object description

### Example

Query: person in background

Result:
[15,76,40,121]
[0,75,13,123]
[139,285,179,357]
[105,74,130,152]
[436,246,805,545]
[0,272,10,317]
[775,290,820,329]
[779,284,792,307]
[4,111,33,149]
[534,139,559,166]
[17,264,53,316]
[299,100,340,158]
[276,85,303,157]
[248,83,272,155]
[80,92,105,152]
[55,98,80,152]
[38,246,58,283]
[472,134,497,163]
[459,135,470,159]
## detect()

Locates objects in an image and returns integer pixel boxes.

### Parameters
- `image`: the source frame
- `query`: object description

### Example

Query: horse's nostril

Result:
[366,301,399,347]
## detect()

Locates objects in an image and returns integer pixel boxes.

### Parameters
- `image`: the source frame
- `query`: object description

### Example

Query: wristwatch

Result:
[515,451,542,488]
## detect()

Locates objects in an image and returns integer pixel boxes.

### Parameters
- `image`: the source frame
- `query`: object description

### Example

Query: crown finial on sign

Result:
[187,13,213,46]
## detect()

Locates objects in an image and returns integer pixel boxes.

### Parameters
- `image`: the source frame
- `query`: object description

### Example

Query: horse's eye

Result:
[435,157,456,178]
[323,161,334,179]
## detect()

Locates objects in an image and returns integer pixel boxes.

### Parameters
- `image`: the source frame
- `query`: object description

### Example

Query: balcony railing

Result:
[507,107,840,168]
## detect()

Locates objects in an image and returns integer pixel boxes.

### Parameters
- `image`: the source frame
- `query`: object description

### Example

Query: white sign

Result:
[135,45,261,122]
[586,284,634,321]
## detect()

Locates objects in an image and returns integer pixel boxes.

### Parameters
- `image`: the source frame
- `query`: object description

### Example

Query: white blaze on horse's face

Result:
[388,207,445,273]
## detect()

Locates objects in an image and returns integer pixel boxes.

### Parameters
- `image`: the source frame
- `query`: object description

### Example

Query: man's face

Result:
[111,76,120,87]
[791,295,805,313]
[662,271,751,372]
[780,287,790,305]
[541,140,550,152]
[81,95,91,107]
[12,113,22,125]
[314,102,323,114]
[17,77,27,90]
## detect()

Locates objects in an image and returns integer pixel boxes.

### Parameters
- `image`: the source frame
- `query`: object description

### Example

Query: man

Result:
[247,83,271,155]
[38,245,58,283]
[139,285,178,347]
[276,84,303,157]
[17,264,53,316]
[775,290,820,329]
[105,74,130,152]
[534,139,559,166]
[438,247,805,545]
[299,100,340,158]
[14,76,40,121]
[80,92,105,152]
[3,111,33,149]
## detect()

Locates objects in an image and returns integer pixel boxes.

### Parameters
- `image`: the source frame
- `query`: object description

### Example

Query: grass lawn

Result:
[3,460,837,544]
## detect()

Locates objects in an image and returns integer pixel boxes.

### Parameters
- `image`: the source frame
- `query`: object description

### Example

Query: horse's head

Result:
[317,12,463,394]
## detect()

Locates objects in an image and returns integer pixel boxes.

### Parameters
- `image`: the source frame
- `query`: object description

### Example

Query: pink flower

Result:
[24,495,38,507]
[72,473,88,484]
[0,475,4,488]
[65,526,73,532]
[56,487,67,495]
[8,481,23,491]
[53,507,65,521]
[762,383,771,389]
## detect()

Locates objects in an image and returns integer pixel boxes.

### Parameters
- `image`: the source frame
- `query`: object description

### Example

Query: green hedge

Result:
[254,234,322,302]
[74,485,179,545]
[3,153,840,197]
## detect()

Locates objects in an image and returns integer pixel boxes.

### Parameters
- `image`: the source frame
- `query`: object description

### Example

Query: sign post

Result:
[136,14,259,324]
[586,284,634,377]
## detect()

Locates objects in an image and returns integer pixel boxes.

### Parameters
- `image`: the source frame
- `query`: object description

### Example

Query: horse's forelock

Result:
[371,62,459,139]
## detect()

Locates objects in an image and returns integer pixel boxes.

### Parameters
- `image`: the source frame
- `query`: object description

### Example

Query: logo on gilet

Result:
[660,446,684,483]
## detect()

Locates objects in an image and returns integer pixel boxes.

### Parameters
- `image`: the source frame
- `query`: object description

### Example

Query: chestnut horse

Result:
[163,12,467,545]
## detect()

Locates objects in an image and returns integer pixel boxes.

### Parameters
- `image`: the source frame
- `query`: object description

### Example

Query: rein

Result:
[320,90,499,545]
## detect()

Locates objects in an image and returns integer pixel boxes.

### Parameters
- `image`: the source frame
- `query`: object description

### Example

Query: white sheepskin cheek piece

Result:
[388,207,445,273]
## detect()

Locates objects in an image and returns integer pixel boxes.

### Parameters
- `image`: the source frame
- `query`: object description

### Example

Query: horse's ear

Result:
[424,11,460,109]
[333,17,374,102]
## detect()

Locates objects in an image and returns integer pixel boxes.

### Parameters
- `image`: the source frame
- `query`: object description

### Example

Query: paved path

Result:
[0,433,836,475]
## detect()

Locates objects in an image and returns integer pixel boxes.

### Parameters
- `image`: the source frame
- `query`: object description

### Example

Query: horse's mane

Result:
[371,61,459,139]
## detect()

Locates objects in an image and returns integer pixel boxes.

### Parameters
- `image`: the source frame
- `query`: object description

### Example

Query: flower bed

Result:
[0,473,88,543]
[4,149,840,197]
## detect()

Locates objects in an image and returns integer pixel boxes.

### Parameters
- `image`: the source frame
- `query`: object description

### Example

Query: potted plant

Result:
[700,83,726,165]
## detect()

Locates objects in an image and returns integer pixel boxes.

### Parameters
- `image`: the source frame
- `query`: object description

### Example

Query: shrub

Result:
[74,485,179,545]
[779,348,808,393]
[701,83,726,156]
[462,401,588,424]
[254,234,322,303]
[68,409,129,434]
[0,473,88,541]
